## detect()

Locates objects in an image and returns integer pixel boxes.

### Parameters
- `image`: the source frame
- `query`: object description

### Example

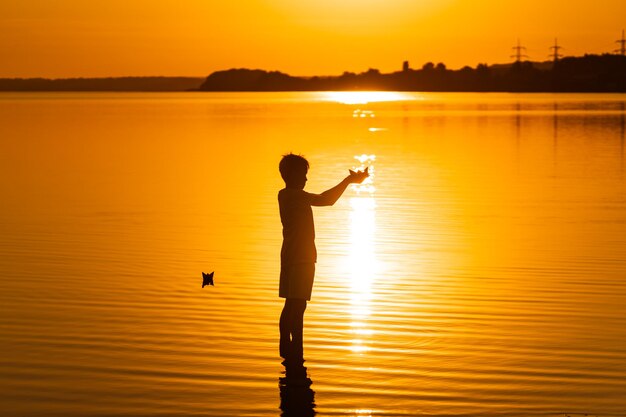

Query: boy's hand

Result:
[347,166,369,184]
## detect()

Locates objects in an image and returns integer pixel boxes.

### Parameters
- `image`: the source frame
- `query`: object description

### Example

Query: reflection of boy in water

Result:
[278,153,368,363]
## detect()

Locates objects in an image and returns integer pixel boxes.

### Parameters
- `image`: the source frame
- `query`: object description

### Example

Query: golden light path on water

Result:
[347,154,377,354]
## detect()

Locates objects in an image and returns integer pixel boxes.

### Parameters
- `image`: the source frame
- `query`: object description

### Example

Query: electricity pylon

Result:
[549,38,563,62]
[615,30,626,56]
[511,39,528,63]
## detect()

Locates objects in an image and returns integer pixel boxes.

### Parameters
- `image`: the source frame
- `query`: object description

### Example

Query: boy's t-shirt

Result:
[278,188,317,265]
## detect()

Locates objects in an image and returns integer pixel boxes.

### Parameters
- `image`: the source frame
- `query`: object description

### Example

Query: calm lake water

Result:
[1,92,625,417]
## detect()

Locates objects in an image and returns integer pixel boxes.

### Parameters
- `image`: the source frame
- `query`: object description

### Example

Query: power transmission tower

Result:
[549,38,563,62]
[511,39,528,63]
[615,29,626,56]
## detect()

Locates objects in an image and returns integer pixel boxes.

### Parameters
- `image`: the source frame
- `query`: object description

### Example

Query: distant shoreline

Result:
[0,77,205,92]
[1,54,625,92]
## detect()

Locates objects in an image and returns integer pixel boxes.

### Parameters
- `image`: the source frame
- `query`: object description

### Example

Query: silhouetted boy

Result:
[278,153,368,365]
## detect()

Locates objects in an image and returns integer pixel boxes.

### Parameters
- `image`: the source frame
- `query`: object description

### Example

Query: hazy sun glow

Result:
[324,91,414,105]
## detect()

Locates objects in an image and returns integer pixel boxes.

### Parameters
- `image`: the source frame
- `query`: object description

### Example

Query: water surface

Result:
[1,92,625,416]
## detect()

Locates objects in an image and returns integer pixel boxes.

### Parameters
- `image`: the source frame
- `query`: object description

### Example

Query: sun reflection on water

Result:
[348,154,378,354]
[353,109,376,118]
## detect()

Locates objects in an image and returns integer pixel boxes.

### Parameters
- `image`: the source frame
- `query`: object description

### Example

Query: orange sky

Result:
[1,0,624,78]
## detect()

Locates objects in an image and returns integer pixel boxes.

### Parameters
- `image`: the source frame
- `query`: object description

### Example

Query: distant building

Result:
[403,61,410,72]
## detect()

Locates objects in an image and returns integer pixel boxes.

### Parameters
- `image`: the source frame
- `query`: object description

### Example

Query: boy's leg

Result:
[279,300,292,359]
[289,299,307,363]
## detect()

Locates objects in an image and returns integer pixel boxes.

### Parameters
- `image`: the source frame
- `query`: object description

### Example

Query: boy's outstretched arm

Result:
[310,167,369,207]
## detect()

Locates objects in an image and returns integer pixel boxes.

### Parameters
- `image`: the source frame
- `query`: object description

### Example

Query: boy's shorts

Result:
[279,262,315,301]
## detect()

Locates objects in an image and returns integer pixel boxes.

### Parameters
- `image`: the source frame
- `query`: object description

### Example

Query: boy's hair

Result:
[279,153,309,183]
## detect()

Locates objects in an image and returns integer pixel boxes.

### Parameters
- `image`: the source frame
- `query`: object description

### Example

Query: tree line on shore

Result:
[0,54,624,92]
[198,54,626,92]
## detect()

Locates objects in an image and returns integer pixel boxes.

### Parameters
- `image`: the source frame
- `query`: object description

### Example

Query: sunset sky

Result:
[1,0,625,78]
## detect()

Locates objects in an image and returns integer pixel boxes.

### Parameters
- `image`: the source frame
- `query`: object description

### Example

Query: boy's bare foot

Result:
[282,364,309,383]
